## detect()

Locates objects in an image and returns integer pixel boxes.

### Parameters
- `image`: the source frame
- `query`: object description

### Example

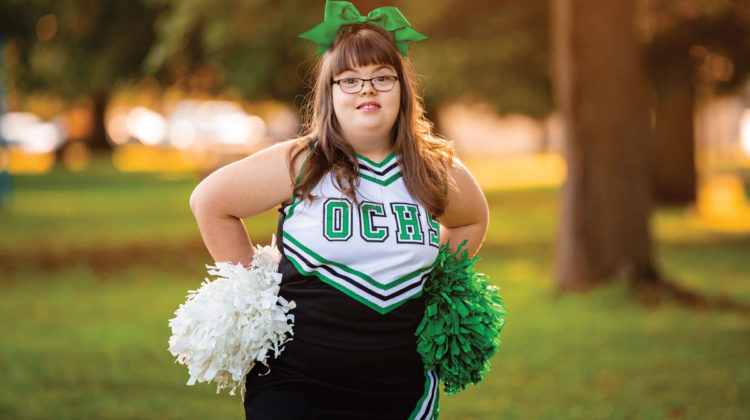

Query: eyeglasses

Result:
[331,75,399,94]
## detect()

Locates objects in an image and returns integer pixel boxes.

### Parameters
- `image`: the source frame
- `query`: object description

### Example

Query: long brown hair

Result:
[290,24,455,216]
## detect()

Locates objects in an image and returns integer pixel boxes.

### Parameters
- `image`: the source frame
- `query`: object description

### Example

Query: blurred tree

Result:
[1,0,162,152]
[552,0,656,290]
[643,0,750,205]
[401,0,551,127]
[143,0,320,114]
[143,0,551,132]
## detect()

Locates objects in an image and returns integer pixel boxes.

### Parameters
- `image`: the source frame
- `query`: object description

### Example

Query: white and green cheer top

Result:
[275,151,440,351]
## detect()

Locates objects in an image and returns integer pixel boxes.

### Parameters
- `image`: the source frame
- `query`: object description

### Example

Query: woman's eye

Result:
[343,79,358,85]
[376,76,386,82]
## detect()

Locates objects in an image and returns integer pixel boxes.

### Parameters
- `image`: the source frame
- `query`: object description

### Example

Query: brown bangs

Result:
[327,24,401,76]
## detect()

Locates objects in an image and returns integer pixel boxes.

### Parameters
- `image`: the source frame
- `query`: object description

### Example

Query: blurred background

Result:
[0,0,748,418]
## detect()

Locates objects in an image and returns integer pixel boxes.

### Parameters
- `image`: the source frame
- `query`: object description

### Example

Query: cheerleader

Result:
[188,2,489,418]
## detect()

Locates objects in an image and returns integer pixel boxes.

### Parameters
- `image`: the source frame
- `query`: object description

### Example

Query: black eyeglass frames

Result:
[331,75,399,93]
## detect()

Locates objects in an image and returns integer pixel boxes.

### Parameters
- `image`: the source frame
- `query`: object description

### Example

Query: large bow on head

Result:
[299,0,427,57]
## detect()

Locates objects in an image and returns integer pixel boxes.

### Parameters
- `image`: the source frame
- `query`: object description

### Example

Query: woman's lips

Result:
[357,101,381,111]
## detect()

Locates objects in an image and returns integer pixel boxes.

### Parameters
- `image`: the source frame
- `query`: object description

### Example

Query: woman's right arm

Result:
[189,140,304,266]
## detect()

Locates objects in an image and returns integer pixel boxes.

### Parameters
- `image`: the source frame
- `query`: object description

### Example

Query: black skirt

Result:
[243,337,438,420]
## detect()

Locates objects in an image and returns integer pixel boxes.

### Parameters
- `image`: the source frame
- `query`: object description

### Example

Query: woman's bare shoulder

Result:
[272,136,313,180]
[441,156,488,227]
[190,137,312,218]
[247,136,310,173]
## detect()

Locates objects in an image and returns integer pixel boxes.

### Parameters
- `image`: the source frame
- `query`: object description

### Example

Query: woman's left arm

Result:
[439,158,489,257]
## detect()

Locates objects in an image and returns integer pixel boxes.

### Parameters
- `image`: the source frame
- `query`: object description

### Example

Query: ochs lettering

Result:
[322,199,440,247]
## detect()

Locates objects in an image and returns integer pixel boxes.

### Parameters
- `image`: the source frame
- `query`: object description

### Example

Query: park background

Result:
[1,0,749,418]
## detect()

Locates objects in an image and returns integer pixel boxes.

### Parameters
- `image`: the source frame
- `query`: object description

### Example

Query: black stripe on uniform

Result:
[283,243,425,301]
[358,162,400,177]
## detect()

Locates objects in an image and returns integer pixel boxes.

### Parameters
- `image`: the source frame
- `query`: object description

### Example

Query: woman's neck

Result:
[345,134,394,162]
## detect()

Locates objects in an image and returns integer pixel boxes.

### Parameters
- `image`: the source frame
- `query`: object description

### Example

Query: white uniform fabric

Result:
[280,152,440,314]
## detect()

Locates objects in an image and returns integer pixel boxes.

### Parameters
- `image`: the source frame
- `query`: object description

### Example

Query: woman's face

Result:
[331,63,401,144]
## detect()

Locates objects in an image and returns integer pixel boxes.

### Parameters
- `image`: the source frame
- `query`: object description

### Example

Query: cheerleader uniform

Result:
[244,152,439,419]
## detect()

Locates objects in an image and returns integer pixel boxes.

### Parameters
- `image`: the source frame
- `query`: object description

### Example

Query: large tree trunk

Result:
[552,0,656,291]
[652,61,697,205]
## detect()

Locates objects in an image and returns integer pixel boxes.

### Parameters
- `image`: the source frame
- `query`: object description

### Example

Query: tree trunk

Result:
[87,90,112,153]
[552,0,656,291]
[652,62,697,205]
[423,97,443,137]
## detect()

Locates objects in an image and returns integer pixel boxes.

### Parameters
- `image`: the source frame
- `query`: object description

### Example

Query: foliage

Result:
[2,0,749,116]
[2,0,163,99]
[143,0,320,101]
[140,0,551,114]
[402,0,552,117]
[643,0,750,93]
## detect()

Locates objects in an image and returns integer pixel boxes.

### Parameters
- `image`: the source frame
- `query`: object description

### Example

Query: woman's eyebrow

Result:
[337,65,394,78]
[337,68,358,77]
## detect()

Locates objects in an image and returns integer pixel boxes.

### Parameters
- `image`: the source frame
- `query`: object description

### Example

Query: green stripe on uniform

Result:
[283,232,433,290]
[284,196,303,220]
[284,252,422,314]
[356,151,396,167]
[359,171,403,186]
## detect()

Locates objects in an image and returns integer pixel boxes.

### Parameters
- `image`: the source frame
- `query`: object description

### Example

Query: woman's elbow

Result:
[189,185,210,217]
[189,183,235,221]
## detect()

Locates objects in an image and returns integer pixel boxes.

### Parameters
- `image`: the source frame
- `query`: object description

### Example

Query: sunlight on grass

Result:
[693,174,750,233]
[112,144,203,173]
[3,148,56,174]
[463,154,565,191]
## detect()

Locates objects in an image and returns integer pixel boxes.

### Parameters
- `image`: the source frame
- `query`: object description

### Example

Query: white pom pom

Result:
[168,236,295,398]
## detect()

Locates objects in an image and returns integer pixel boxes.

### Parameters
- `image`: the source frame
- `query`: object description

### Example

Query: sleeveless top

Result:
[276,151,440,352]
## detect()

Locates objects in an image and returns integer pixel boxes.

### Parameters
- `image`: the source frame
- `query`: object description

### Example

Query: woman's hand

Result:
[189,140,305,266]
[439,158,489,257]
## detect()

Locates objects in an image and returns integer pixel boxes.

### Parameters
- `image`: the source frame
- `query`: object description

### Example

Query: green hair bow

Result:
[299,0,427,57]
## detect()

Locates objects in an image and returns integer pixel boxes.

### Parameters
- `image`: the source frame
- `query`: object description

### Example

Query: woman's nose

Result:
[360,80,377,95]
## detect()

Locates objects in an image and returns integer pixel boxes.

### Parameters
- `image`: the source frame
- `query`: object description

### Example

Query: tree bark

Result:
[552,0,656,291]
[652,61,697,205]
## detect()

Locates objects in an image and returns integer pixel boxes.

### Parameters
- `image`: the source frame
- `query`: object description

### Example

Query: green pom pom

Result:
[415,240,507,396]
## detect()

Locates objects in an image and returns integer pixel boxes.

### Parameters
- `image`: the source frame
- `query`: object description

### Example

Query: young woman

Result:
[189,12,488,420]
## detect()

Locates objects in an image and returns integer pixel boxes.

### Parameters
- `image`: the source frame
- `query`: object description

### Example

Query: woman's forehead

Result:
[335,64,395,76]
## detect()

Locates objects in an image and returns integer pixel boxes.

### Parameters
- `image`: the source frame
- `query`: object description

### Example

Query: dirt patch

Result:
[0,240,211,279]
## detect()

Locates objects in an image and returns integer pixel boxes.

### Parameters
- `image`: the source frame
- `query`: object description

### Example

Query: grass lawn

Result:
[0,158,748,419]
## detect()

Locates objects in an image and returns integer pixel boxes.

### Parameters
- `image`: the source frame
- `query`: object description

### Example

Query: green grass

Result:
[0,159,748,419]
